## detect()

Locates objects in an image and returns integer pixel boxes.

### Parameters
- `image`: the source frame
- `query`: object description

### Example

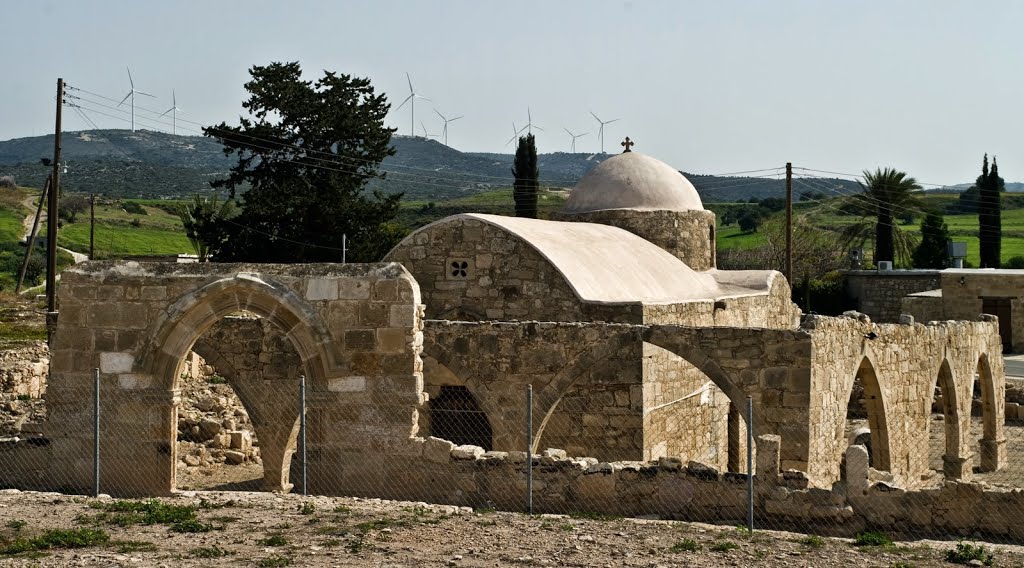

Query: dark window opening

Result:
[429,385,492,451]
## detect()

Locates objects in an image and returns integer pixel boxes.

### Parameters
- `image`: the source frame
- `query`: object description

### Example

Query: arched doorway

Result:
[846,357,891,471]
[975,354,1003,472]
[931,360,965,479]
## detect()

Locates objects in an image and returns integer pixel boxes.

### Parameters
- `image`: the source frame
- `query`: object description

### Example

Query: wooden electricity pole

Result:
[46,78,63,342]
[785,162,793,283]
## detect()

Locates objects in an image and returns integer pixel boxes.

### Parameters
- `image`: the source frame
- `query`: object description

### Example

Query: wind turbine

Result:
[590,111,620,153]
[160,90,183,135]
[522,107,543,135]
[563,128,588,153]
[434,108,463,147]
[394,73,430,137]
[118,67,154,132]
[419,121,439,140]
[506,122,527,147]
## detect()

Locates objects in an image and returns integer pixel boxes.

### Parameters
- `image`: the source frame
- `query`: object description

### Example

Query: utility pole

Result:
[89,194,95,260]
[46,78,63,343]
[785,162,793,284]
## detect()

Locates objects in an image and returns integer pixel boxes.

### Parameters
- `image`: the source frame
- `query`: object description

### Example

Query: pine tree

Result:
[978,154,1003,268]
[512,134,539,218]
[203,61,404,263]
[912,212,951,268]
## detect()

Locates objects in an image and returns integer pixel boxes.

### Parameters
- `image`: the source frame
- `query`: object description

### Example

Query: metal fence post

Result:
[526,384,533,515]
[93,367,100,498]
[300,374,307,497]
[746,395,754,532]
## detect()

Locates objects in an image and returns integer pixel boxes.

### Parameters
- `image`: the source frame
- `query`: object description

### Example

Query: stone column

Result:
[980,438,1006,472]
[755,434,780,487]
[942,453,973,480]
[845,444,870,497]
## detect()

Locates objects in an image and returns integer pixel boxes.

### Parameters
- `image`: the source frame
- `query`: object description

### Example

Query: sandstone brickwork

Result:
[551,209,716,270]
[846,270,940,323]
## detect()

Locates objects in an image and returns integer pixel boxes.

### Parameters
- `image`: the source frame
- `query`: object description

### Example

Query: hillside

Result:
[1,129,861,202]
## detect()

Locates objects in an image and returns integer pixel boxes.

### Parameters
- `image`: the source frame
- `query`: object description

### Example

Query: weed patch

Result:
[946,541,994,566]
[854,530,893,547]
[257,554,292,567]
[191,545,233,558]
[0,528,110,555]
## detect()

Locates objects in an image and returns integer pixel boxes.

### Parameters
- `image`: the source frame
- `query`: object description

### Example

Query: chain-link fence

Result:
[3,330,1024,545]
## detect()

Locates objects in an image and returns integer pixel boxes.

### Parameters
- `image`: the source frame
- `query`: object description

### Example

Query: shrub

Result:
[853,530,893,547]
[945,541,994,566]
[0,176,15,189]
[121,201,148,216]
[129,218,142,228]
[711,540,738,552]
[1005,256,1024,269]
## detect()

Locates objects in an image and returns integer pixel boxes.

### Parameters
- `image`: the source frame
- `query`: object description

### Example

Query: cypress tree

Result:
[978,153,1003,268]
[512,133,539,218]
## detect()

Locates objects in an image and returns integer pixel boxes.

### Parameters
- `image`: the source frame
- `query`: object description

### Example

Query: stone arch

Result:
[852,354,892,471]
[975,352,1004,472]
[931,358,966,479]
[135,274,341,493]
[138,273,340,391]
[190,337,301,492]
[531,332,641,453]
[418,354,494,451]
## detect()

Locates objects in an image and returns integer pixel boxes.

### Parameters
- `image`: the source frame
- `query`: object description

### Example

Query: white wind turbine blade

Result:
[449,116,463,122]
[406,72,414,94]
[395,93,414,111]
[135,91,155,98]
[564,128,574,137]
[118,92,132,106]
[434,108,446,121]
[606,118,621,124]
[414,94,431,102]
[127,66,135,89]
[161,107,174,117]
[590,111,602,123]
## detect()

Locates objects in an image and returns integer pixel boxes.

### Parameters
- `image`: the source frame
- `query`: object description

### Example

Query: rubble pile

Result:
[176,355,261,470]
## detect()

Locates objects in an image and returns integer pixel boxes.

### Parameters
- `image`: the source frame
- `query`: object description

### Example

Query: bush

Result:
[946,541,994,566]
[853,530,893,547]
[129,218,142,228]
[670,538,700,553]
[121,201,148,216]
[0,176,15,189]
[1005,256,1024,269]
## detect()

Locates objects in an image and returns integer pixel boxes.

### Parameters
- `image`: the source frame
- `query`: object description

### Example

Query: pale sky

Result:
[2,0,1022,184]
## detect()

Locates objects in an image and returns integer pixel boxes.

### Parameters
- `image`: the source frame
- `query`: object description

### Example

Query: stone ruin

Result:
[0,150,1015,539]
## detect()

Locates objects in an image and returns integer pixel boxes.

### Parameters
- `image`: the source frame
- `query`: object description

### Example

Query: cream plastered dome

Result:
[561,151,704,214]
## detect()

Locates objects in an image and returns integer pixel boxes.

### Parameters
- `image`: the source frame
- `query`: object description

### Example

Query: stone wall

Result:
[551,209,716,271]
[845,270,940,323]
[936,270,1024,353]
[804,313,1005,487]
[27,261,425,497]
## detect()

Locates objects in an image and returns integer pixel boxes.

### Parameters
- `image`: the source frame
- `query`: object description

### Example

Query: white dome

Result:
[561,152,704,214]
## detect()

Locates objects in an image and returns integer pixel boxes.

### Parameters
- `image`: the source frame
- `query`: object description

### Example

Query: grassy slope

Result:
[48,200,192,258]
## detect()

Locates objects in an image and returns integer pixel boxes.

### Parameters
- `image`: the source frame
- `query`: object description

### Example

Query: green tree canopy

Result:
[840,167,923,266]
[203,61,405,263]
[911,211,951,268]
[176,193,237,262]
[512,134,539,219]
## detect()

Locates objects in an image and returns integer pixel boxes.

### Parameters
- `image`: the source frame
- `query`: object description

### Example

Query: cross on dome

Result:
[621,137,634,153]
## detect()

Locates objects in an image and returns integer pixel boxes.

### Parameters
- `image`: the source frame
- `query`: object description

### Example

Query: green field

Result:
[714,197,1024,267]
[47,199,193,259]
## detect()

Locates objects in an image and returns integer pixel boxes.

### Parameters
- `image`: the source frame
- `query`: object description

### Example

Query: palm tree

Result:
[840,167,923,266]
[176,194,236,262]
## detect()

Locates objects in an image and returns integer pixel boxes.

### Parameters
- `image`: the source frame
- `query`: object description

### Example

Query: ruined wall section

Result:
[641,273,800,329]
[421,321,644,460]
[551,209,716,271]
[939,271,1024,353]
[43,261,425,497]
[804,313,1005,487]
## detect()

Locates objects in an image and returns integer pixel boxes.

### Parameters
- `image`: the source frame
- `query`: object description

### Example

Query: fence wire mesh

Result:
[2,310,1024,557]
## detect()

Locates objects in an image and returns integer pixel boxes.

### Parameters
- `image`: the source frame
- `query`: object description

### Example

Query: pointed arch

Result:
[932,358,965,478]
[854,355,892,471]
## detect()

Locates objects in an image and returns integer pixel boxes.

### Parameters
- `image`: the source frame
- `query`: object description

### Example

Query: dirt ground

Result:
[1,488,1022,568]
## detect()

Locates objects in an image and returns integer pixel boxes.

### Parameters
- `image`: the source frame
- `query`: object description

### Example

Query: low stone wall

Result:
[845,270,940,323]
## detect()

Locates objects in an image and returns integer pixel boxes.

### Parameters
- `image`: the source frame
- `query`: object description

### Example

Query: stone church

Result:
[385,149,799,469]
